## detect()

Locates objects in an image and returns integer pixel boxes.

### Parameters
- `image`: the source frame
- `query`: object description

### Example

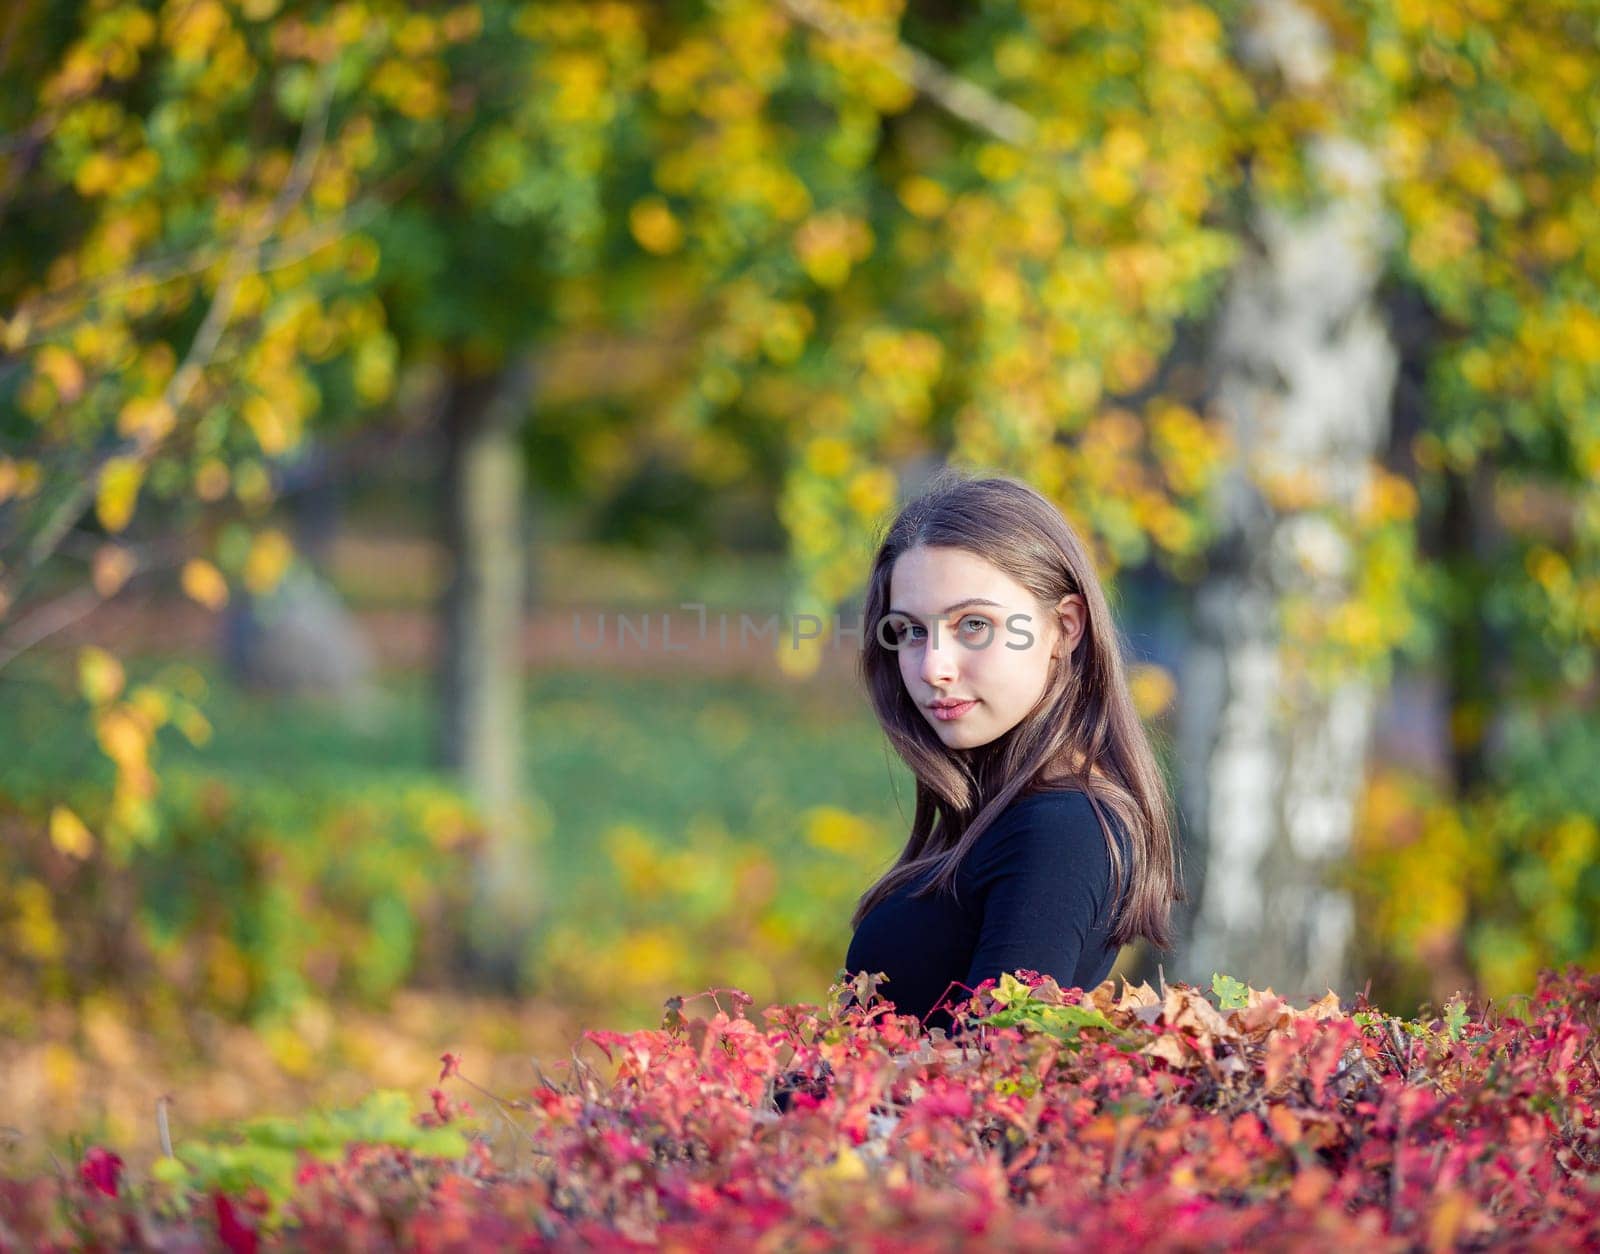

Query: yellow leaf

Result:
[2,311,31,352]
[846,467,896,521]
[395,14,439,57]
[441,5,482,41]
[794,1144,871,1204]
[11,880,62,961]
[243,528,293,595]
[804,436,853,478]
[231,272,270,319]
[74,150,118,196]
[996,972,1031,1005]
[92,544,136,598]
[167,663,208,701]
[116,395,176,444]
[81,999,137,1069]
[805,807,874,856]
[614,927,683,988]
[128,685,169,727]
[34,345,86,402]
[174,702,212,747]
[975,143,1023,182]
[233,460,273,508]
[352,335,396,403]
[794,212,873,289]
[897,175,948,219]
[77,645,125,706]
[95,707,149,771]
[181,558,229,610]
[1426,1191,1475,1252]
[194,458,230,502]
[168,0,228,64]
[95,457,144,533]
[204,937,251,1011]
[242,395,293,456]
[629,197,683,255]
[1129,663,1177,720]
[49,806,95,859]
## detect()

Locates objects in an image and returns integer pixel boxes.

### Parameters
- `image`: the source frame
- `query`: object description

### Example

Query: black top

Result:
[843,788,1128,1035]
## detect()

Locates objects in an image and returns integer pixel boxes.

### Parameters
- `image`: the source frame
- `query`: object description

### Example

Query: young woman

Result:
[842,469,1183,1036]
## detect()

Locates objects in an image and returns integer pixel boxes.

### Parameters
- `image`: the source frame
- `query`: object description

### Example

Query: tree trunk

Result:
[1173,3,1399,1000]
[436,356,541,982]
[1437,462,1505,794]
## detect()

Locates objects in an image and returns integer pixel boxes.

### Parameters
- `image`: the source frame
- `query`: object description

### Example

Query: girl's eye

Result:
[901,622,926,641]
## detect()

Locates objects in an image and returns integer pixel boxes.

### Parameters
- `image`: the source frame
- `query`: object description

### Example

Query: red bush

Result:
[4,965,1596,1250]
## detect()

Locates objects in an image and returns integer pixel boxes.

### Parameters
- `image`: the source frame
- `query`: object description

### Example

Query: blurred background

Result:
[1,0,1596,1170]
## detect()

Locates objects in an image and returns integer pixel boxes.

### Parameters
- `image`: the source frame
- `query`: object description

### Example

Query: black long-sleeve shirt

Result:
[843,788,1128,1035]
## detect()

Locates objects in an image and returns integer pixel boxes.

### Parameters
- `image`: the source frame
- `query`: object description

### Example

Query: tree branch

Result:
[12,61,339,594]
[0,117,48,241]
[0,586,103,671]
[6,198,383,352]
[0,533,187,673]
[777,0,1038,147]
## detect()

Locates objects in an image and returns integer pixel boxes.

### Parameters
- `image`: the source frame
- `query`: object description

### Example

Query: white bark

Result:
[1175,1,1397,1000]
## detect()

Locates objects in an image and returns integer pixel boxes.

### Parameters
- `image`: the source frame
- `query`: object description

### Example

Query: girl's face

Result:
[887,544,1085,751]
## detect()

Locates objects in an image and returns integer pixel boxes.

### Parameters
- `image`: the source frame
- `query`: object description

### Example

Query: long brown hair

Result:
[850,468,1183,951]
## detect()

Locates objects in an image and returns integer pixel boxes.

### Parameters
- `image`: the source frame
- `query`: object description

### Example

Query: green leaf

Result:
[1053,1003,1117,1031]
[155,1090,470,1225]
[274,64,316,120]
[149,1156,191,1188]
[993,972,1031,1007]
[1443,995,1470,1042]
[1211,972,1249,1010]
[985,1000,1121,1047]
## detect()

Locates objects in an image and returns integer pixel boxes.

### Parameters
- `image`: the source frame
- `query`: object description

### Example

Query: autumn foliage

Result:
[4,964,1595,1250]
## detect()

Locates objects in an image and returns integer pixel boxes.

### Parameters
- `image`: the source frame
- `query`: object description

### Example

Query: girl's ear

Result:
[1050,593,1087,661]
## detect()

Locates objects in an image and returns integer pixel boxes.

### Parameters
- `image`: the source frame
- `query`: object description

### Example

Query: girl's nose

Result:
[920,625,958,687]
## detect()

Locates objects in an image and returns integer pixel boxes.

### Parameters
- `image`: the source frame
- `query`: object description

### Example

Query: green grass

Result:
[0,657,914,897]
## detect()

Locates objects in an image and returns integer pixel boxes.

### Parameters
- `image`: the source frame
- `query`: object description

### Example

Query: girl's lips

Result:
[930,700,978,721]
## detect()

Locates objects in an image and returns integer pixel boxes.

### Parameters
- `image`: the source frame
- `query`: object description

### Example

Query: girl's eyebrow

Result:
[886,597,1005,623]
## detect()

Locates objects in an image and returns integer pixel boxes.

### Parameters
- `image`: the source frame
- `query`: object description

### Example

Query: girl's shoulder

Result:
[1006,784,1106,827]
[967,786,1111,871]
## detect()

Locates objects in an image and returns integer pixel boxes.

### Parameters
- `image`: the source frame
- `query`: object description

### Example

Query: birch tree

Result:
[1174,105,1399,996]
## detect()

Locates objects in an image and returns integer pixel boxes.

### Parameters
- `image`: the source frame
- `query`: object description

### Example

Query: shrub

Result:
[4,964,1596,1249]
[0,770,482,1024]
[1351,713,1600,1012]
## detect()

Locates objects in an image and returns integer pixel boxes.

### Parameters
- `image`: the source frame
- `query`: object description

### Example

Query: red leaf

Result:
[214,1194,259,1254]
[78,1146,122,1198]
